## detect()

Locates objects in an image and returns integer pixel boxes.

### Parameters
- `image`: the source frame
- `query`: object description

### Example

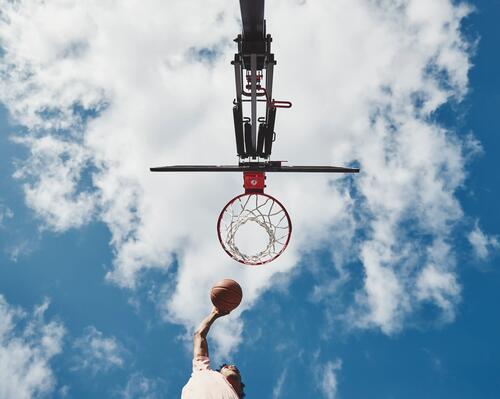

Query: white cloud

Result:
[0,0,475,353]
[5,239,37,263]
[58,385,70,398]
[314,358,342,399]
[117,373,167,399]
[0,203,14,227]
[416,264,460,320]
[12,135,97,232]
[0,296,65,399]
[72,326,125,374]
[468,221,500,260]
[272,368,287,399]
[415,239,461,320]
[355,246,408,333]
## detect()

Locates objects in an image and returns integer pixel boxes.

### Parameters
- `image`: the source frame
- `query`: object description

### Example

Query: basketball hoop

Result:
[217,172,292,265]
[150,2,360,265]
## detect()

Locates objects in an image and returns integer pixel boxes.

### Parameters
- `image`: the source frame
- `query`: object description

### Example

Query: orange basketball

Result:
[210,279,243,313]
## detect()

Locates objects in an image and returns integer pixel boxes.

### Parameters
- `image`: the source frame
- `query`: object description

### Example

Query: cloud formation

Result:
[272,368,287,399]
[314,358,342,399]
[72,326,125,374]
[117,373,167,399]
[0,203,13,227]
[468,221,499,260]
[0,0,475,354]
[0,296,65,399]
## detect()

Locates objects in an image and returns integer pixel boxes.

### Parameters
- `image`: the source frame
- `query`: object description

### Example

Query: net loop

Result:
[217,193,292,265]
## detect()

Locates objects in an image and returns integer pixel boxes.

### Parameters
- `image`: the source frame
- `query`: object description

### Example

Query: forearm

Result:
[194,310,219,338]
[193,308,220,358]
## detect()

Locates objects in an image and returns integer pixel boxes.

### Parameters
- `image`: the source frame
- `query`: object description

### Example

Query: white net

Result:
[217,193,292,265]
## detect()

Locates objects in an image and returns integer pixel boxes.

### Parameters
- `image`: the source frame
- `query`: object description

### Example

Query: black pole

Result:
[239,0,265,40]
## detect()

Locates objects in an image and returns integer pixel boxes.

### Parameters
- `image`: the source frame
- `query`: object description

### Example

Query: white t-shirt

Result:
[181,356,240,399]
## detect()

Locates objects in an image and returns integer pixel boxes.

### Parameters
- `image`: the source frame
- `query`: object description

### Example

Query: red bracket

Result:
[271,100,292,108]
[243,171,266,193]
[256,88,292,109]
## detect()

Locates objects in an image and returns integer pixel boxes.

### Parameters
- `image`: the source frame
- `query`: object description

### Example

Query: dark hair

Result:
[217,364,246,398]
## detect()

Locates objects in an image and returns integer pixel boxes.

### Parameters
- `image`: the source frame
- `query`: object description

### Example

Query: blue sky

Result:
[0,0,499,398]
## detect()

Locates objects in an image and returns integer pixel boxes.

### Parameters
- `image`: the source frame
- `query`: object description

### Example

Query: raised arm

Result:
[193,307,228,358]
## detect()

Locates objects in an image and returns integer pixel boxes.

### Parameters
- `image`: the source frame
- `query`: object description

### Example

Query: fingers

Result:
[212,306,230,317]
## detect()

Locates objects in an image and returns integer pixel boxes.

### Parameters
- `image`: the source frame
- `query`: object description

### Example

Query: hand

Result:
[212,306,230,318]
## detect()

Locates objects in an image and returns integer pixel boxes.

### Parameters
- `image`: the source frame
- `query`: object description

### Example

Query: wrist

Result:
[210,312,220,321]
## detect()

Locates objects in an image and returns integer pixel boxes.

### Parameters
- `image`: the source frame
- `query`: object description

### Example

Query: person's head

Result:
[218,363,246,398]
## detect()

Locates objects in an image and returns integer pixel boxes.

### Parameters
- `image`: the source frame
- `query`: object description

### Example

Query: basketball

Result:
[210,279,243,313]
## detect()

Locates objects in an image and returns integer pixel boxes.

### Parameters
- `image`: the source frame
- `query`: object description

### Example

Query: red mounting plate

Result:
[243,171,266,193]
